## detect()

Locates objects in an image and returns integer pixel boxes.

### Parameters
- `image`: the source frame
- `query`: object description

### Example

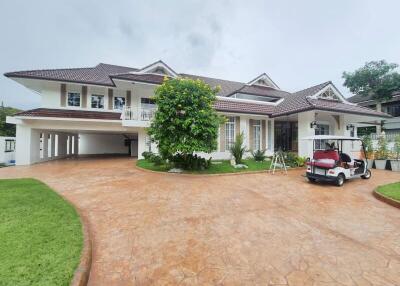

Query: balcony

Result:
[121,106,155,127]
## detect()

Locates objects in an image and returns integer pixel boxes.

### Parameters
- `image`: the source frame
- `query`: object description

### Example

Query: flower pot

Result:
[390,160,400,172]
[374,159,387,170]
[367,159,374,169]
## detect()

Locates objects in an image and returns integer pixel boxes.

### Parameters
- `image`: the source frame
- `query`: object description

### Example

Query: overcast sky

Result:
[1,0,400,109]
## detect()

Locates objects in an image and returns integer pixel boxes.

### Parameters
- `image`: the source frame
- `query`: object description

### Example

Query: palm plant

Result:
[230,132,246,164]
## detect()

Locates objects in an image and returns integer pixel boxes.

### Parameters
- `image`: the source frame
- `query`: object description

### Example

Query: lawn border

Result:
[373,187,400,209]
[69,203,93,286]
[135,163,303,176]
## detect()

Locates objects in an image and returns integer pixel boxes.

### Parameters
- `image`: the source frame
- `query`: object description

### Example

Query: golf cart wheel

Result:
[307,177,316,183]
[361,169,371,179]
[336,174,345,187]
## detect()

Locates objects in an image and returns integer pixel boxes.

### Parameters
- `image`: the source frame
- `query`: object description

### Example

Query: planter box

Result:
[390,160,400,172]
[367,159,374,169]
[374,159,387,170]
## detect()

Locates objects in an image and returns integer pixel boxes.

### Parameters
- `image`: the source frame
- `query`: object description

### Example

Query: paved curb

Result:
[69,205,92,286]
[135,164,304,177]
[373,188,400,209]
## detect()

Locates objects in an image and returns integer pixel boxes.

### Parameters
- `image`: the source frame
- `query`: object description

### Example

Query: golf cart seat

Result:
[306,150,339,169]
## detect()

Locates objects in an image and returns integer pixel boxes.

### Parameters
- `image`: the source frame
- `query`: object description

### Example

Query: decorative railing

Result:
[370,132,400,141]
[121,106,156,121]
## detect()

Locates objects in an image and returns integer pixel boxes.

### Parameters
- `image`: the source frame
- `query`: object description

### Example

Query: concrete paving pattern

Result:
[0,157,399,285]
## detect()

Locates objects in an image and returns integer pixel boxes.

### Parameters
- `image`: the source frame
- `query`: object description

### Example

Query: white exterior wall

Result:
[0,137,16,164]
[79,134,129,155]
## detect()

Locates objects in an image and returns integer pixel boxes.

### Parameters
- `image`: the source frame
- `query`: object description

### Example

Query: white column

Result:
[240,116,249,150]
[138,129,147,159]
[50,133,56,158]
[15,125,32,165]
[74,134,79,156]
[298,111,315,158]
[42,132,48,160]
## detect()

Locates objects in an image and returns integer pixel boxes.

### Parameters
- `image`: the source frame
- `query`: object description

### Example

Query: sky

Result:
[1,0,400,110]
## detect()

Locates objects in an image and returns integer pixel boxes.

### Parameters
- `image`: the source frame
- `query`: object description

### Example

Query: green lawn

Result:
[137,158,272,174]
[0,179,83,286]
[376,182,400,201]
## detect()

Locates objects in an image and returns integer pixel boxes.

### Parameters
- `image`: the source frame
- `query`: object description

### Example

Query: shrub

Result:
[171,153,211,170]
[252,149,266,162]
[141,151,164,165]
[375,135,389,159]
[393,134,400,160]
[362,134,373,158]
[283,152,307,167]
[230,132,246,164]
[142,151,154,160]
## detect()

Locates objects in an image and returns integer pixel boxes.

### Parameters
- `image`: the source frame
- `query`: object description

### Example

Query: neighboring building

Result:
[4,60,390,165]
[0,136,16,165]
[348,92,400,136]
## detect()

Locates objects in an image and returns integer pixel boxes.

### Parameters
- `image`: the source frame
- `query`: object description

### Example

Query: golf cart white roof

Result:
[301,135,361,140]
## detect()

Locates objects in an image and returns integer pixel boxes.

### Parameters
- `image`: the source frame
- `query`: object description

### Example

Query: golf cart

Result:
[302,135,371,186]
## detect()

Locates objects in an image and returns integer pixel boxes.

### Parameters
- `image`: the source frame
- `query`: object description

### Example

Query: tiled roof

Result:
[270,81,391,118]
[180,74,244,97]
[347,91,400,104]
[214,99,275,115]
[271,82,331,117]
[4,63,137,86]
[5,62,392,119]
[14,108,121,120]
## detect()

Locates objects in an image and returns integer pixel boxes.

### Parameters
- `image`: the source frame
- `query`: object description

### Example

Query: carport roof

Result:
[14,108,121,120]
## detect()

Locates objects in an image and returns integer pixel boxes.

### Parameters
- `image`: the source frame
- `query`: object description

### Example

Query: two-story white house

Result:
[5,60,390,165]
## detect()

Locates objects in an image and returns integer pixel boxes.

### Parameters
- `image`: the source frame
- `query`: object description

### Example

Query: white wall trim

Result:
[217,95,284,106]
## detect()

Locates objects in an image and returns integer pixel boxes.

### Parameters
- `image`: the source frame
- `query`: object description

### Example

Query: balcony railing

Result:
[121,106,156,121]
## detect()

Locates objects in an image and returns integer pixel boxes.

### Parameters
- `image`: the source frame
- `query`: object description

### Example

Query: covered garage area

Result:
[8,110,144,165]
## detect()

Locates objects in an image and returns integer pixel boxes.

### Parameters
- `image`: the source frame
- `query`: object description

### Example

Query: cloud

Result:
[1,0,400,109]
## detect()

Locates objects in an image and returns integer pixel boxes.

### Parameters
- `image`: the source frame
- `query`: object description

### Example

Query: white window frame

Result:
[225,117,236,150]
[113,96,126,110]
[253,120,261,151]
[91,94,105,109]
[67,92,81,108]
[5,139,15,152]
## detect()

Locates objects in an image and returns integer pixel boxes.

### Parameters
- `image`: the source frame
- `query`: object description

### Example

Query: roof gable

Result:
[135,60,178,77]
[247,73,279,89]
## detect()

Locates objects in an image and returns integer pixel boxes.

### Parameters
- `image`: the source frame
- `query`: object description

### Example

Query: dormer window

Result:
[318,87,340,101]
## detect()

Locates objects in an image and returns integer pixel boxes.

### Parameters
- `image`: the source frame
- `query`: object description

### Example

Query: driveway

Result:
[0,157,399,286]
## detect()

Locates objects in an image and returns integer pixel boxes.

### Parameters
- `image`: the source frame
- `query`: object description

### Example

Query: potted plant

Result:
[389,134,400,172]
[362,134,374,168]
[374,134,389,170]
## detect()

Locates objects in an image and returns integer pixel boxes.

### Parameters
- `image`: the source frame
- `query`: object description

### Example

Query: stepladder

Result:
[269,150,287,174]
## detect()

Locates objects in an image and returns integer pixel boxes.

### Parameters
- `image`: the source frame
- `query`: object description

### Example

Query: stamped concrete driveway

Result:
[0,157,399,286]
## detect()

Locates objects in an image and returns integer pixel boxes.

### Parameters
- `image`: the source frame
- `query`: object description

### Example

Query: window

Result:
[145,136,152,152]
[225,117,235,150]
[5,139,15,152]
[253,120,261,150]
[67,92,81,107]
[315,124,330,150]
[91,94,104,109]
[382,102,400,117]
[114,96,126,110]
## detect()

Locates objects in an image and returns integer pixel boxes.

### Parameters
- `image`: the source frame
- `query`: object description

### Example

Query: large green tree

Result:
[342,60,400,101]
[148,77,223,158]
[0,105,21,137]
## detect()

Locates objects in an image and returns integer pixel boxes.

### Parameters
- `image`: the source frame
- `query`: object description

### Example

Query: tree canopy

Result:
[342,60,400,101]
[0,105,20,137]
[147,78,223,158]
